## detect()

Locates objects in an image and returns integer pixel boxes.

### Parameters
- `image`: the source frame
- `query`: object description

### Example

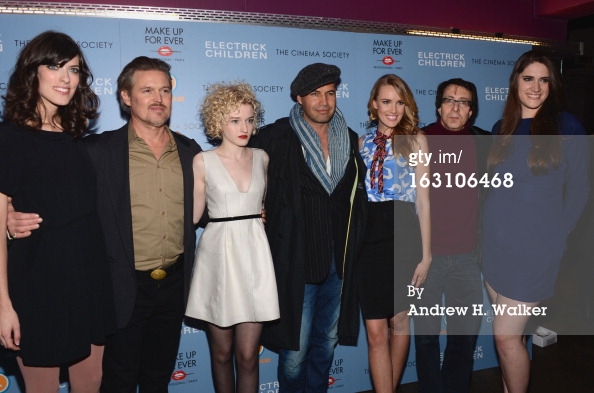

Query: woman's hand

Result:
[0,305,21,350]
[411,257,432,288]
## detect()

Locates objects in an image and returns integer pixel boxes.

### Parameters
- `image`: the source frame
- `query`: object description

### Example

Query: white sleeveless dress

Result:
[185,148,280,327]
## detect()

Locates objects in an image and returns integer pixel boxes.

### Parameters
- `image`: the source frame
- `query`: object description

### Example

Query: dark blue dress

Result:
[482,112,589,302]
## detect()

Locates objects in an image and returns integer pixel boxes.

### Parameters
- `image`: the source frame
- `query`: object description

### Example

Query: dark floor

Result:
[391,334,594,393]
[358,335,594,393]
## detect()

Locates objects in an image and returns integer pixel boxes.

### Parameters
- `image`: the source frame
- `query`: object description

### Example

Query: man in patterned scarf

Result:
[251,63,367,393]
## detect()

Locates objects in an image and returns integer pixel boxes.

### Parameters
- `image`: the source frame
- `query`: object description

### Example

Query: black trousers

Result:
[101,264,184,393]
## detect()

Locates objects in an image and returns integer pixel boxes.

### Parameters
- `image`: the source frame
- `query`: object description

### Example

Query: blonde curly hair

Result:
[200,82,263,139]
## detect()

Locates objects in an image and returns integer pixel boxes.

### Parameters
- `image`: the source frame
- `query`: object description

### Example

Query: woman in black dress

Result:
[0,31,114,392]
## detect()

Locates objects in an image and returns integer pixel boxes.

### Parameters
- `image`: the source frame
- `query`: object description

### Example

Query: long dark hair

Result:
[367,74,421,160]
[488,50,564,175]
[2,31,99,138]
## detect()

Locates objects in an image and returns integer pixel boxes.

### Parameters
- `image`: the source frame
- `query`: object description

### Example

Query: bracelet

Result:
[6,230,15,240]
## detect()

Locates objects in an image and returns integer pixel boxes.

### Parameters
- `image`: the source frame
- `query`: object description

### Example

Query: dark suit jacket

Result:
[84,124,201,328]
[251,117,367,350]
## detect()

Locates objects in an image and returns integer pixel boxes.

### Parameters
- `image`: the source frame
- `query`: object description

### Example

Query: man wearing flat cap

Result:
[251,63,367,392]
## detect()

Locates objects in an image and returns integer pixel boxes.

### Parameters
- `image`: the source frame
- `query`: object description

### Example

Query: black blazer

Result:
[84,124,201,328]
[251,118,367,350]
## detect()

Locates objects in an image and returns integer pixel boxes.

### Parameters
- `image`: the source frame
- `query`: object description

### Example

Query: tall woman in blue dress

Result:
[358,74,432,393]
[483,50,589,392]
[0,31,115,392]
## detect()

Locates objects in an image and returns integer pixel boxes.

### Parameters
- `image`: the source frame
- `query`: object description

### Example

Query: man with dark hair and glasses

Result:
[413,78,491,393]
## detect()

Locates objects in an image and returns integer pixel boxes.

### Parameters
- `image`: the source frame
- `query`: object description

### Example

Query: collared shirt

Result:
[128,124,184,271]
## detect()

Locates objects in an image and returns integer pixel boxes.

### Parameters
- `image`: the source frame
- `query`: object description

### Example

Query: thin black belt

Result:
[137,254,184,280]
[210,214,261,223]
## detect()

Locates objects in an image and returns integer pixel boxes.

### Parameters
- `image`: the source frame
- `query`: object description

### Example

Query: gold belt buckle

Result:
[150,268,167,280]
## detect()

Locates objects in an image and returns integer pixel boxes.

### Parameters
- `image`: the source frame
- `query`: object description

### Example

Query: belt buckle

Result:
[150,268,167,280]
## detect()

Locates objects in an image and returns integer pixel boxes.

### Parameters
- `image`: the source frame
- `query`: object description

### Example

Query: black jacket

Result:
[251,118,367,350]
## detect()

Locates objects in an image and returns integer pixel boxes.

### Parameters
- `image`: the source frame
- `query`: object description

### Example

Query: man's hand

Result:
[261,208,267,224]
[7,197,42,239]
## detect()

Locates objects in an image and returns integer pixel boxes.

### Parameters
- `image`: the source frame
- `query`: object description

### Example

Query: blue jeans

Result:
[413,252,483,393]
[278,262,341,393]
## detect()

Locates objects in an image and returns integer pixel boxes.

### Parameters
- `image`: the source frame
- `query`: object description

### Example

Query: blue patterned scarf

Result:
[290,103,350,194]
